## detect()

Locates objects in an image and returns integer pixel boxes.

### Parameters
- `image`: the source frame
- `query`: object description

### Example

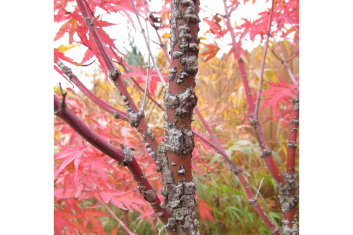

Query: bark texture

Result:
[159,0,200,234]
[280,97,299,235]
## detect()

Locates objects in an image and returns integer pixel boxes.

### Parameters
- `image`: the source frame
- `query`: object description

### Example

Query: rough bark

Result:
[159,0,200,234]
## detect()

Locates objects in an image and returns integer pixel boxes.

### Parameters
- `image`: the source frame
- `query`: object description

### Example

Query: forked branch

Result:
[54,58,129,122]
[222,0,284,185]
[75,0,160,166]
[54,94,169,224]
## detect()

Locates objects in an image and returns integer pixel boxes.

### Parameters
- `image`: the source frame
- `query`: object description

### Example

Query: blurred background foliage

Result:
[55,38,298,234]
[54,0,299,233]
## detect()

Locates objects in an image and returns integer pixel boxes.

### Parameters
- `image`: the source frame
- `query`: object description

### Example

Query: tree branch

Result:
[75,0,160,167]
[130,0,167,88]
[194,110,279,233]
[54,94,169,224]
[222,0,284,185]
[75,0,117,74]
[254,0,274,121]
[280,97,299,232]
[275,42,298,85]
[54,58,129,122]
[97,197,136,235]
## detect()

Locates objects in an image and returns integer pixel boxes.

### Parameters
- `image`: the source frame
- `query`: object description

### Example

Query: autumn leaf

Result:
[200,42,220,62]
[57,44,79,53]
[198,197,214,222]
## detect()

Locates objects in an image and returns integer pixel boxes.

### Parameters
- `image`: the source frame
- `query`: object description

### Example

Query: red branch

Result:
[54,94,169,224]
[276,42,297,84]
[155,27,171,63]
[254,0,275,120]
[194,109,278,233]
[129,77,164,110]
[54,58,129,122]
[283,97,299,225]
[75,0,116,73]
[286,98,299,174]
[75,0,160,164]
[222,0,284,185]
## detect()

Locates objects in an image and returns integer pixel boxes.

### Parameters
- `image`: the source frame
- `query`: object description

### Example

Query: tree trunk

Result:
[158,0,200,234]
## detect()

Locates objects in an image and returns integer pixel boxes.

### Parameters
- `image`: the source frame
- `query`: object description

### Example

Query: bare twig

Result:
[141,62,151,111]
[255,177,265,201]
[254,0,274,120]
[54,58,129,121]
[97,198,136,235]
[193,111,279,233]
[222,0,284,185]
[130,0,167,88]
[275,42,298,84]
[141,17,152,112]
[153,27,171,63]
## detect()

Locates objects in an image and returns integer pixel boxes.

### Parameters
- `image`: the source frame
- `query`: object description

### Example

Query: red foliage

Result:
[261,78,298,123]
[54,0,298,233]
[121,65,168,96]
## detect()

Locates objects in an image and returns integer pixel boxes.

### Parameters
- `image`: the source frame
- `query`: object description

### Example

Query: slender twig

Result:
[254,0,274,120]
[254,177,265,201]
[193,113,279,233]
[154,27,171,63]
[275,42,297,84]
[141,63,151,111]
[111,57,164,110]
[130,77,164,110]
[54,94,169,224]
[269,46,298,64]
[54,58,129,121]
[141,17,152,112]
[130,0,167,88]
[97,197,136,235]
[222,0,284,185]
[76,0,160,166]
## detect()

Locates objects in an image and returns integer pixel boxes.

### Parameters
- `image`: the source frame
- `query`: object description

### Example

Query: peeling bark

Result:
[160,0,200,234]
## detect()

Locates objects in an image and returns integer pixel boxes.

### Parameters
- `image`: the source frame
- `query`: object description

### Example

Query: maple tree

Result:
[54,0,298,234]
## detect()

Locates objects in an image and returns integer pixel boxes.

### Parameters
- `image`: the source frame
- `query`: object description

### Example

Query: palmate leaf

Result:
[55,149,83,178]
[261,78,298,120]
[200,42,220,62]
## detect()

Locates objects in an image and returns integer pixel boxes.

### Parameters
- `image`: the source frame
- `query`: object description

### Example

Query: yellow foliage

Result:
[57,44,78,53]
